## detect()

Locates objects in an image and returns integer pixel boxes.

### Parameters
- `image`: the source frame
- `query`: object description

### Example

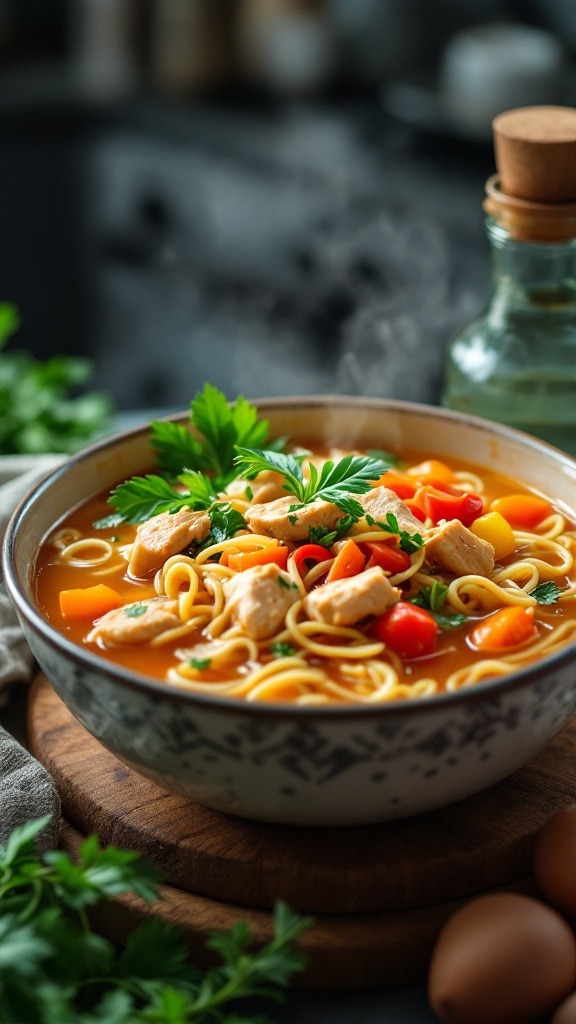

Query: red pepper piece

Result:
[424,487,484,528]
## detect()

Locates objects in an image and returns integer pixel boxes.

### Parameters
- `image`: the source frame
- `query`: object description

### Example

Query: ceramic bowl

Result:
[4,397,576,826]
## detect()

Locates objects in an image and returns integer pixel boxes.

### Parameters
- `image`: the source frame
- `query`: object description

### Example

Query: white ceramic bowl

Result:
[4,397,576,826]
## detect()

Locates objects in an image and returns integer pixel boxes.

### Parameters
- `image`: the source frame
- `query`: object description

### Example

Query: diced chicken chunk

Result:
[128,507,210,578]
[224,562,299,640]
[303,566,400,627]
[227,469,287,505]
[87,596,181,646]
[425,520,495,578]
[244,495,343,543]
[358,486,423,535]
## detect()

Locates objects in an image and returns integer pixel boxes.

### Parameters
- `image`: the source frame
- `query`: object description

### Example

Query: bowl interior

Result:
[8,396,576,677]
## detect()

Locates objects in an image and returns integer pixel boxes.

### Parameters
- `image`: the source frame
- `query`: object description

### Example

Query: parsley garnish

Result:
[235,448,387,520]
[0,815,311,1023]
[530,581,563,605]
[105,385,276,525]
[367,512,424,554]
[270,642,297,657]
[125,604,148,617]
[366,447,400,468]
[0,303,113,455]
[188,657,211,670]
[411,581,467,630]
[278,576,299,590]
[309,517,355,547]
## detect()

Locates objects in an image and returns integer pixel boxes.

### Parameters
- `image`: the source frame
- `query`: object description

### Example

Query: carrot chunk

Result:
[326,538,366,583]
[470,606,536,651]
[491,494,552,529]
[227,545,288,572]
[59,584,123,622]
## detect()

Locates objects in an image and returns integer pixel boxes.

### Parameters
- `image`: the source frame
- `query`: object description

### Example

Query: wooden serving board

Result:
[27,674,576,988]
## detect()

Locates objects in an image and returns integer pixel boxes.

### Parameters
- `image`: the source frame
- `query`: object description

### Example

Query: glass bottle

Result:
[441,106,576,456]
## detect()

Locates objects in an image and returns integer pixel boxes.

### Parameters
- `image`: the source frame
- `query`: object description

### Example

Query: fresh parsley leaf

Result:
[308,516,355,547]
[278,576,298,590]
[207,503,246,545]
[108,475,194,523]
[530,581,563,605]
[0,816,311,1024]
[366,447,400,468]
[369,512,424,554]
[191,384,270,484]
[149,419,205,477]
[0,304,113,455]
[108,387,278,523]
[124,604,148,618]
[235,448,386,521]
[411,581,467,630]
[188,657,211,670]
[270,642,297,657]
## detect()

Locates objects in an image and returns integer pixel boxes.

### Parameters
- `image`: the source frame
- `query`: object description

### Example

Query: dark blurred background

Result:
[1,0,575,412]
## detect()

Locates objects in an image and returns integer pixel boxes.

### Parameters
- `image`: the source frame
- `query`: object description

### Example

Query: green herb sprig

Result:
[101,384,278,530]
[529,581,563,605]
[0,816,311,1023]
[0,304,113,455]
[234,448,388,520]
[411,580,468,630]
[366,512,424,554]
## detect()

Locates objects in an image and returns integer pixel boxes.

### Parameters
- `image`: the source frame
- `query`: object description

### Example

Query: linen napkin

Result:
[0,456,64,851]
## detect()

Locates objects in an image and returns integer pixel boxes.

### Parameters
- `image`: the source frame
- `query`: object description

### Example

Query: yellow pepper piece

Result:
[470,511,516,560]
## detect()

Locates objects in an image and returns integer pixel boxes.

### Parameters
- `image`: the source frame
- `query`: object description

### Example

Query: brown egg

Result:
[428,892,576,1024]
[534,805,576,918]
[553,991,576,1024]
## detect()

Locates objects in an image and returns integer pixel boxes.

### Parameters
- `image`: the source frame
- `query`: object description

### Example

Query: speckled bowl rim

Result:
[5,395,576,722]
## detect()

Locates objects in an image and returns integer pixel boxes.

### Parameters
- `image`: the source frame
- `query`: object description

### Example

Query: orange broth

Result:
[33,450,576,701]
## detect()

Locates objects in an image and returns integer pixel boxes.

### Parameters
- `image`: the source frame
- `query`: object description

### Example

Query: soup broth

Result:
[34,439,576,705]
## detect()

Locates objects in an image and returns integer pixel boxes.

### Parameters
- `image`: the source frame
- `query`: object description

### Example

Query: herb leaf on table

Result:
[0,816,311,1024]
[0,303,113,455]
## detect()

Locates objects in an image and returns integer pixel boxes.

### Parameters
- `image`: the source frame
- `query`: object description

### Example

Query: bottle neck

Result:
[485,219,576,316]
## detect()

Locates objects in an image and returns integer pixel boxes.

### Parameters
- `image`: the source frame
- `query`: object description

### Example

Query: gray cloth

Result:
[0,457,63,851]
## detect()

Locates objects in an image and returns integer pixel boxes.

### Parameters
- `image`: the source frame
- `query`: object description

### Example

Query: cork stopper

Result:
[493,105,576,203]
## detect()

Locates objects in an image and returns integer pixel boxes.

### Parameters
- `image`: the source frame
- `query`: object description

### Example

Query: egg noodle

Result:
[38,452,576,706]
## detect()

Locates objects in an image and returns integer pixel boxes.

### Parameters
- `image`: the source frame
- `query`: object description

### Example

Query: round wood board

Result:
[27,674,576,987]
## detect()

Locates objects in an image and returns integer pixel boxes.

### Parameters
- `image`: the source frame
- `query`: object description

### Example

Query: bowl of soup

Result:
[4,392,576,826]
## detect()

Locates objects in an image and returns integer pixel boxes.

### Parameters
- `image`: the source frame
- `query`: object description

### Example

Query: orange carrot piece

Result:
[326,538,366,583]
[378,470,417,499]
[59,583,123,622]
[491,494,552,529]
[471,606,536,651]
[406,459,456,485]
[227,545,288,572]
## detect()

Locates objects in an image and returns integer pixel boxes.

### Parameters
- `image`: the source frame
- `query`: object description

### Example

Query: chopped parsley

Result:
[529,581,563,605]
[367,512,424,554]
[124,604,148,617]
[270,642,297,657]
[309,517,355,547]
[411,581,468,630]
[278,576,299,590]
[188,657,211,670]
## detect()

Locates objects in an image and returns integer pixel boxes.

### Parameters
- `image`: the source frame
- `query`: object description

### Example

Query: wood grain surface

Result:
[30,675,576,988]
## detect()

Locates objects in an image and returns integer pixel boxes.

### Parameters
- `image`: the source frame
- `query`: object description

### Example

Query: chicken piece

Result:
[128,507,210,578]
[303,566,400,627]
[224,562,299,640]
[425,519,495,578]
[244,495,344,543]
[227,469,287,505]
[87,596,181,646]
[358,486,423,535]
